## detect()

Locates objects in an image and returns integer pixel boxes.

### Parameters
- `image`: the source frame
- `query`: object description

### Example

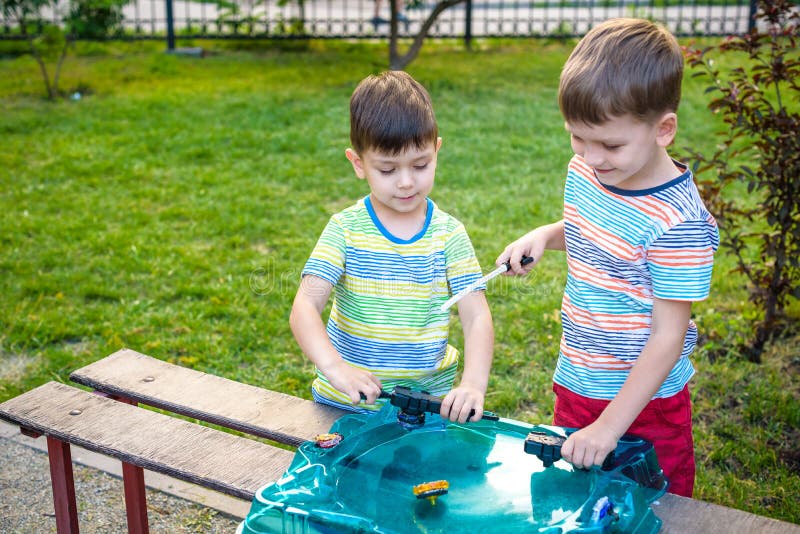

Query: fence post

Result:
[166,0,176,51]
[464,0,473,49]
[747,0,757,34]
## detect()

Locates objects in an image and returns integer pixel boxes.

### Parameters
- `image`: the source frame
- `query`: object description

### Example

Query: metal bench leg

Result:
[46,436,80,534]
[122,462,149,534]
[100,394,149,534]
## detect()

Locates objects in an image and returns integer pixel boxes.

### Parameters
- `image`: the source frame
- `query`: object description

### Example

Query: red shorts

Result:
[552,383,695,497]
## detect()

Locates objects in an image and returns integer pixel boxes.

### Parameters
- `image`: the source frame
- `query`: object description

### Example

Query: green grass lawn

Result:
[1,38,798,524]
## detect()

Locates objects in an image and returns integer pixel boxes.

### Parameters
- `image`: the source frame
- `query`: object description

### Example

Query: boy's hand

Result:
[497,232,545,275]
[440,384,485,423]
[560,421,620,469]
[497,221,566,275]
[320,360,383,405]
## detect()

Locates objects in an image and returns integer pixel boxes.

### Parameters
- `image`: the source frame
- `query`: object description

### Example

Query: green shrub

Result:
[66,0,129,39]
[683,0,800,361]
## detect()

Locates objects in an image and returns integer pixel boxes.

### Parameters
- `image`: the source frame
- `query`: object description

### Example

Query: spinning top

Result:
[413,480,449,505]
[314,432,343,449]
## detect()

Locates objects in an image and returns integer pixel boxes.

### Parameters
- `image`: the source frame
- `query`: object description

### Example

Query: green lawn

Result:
[1,38,798,525]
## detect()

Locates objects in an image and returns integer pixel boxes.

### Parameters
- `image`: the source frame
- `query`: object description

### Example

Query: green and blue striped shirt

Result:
[302,196,484,412]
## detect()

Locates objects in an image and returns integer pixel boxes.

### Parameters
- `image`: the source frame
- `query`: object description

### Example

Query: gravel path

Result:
[0,437,242,533]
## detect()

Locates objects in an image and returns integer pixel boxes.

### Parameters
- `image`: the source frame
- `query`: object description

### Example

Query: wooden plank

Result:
[0,382,295,501]
[657,493,800,533]
[70,349,345,446]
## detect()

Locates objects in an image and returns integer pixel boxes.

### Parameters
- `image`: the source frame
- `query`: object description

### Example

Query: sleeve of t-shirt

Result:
[301,217,346,286]
[444,223,485,296]
[647,218,719,301]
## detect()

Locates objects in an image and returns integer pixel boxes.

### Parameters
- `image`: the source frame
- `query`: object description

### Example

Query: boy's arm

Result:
[439,291,494,423]
[560,298,692,468]
[497,220,566,275]
[289,274,383,404]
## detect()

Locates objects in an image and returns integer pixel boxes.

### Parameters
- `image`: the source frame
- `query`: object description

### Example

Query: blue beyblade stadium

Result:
[238,388,668,534]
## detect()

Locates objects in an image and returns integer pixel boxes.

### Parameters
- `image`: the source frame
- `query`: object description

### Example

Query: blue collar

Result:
[364,196,433,244]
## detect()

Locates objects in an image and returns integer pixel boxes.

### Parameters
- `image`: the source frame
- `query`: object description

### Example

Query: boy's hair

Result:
[350,71,438,155]
[558,18,684,125]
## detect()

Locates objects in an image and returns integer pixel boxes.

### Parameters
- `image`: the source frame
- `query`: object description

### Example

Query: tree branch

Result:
[389,0,465,70]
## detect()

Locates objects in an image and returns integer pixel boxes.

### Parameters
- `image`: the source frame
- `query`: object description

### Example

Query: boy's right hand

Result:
[320,360,383,405]
[496,229,546,275]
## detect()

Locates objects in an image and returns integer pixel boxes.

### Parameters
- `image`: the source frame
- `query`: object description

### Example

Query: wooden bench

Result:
[0,348,797,534]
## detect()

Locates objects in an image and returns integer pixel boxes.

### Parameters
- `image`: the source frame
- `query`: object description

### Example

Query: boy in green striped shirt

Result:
[290,71,494,423]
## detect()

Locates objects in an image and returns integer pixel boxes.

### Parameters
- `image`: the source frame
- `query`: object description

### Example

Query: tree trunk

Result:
[28,39,55,100]
[52,38,72,99]
[388,0,465,70]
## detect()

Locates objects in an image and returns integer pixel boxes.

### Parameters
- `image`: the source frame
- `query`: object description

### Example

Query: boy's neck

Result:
[639,149,684,189]
[368,193,429,241]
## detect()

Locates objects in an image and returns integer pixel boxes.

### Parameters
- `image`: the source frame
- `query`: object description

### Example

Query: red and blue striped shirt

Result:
[554,155,719,400]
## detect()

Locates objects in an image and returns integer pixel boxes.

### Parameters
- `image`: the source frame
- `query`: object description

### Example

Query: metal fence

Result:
[0,0,757,41]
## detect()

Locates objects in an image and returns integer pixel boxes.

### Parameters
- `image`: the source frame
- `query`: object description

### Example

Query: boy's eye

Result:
[604,145,621,151]
[414,163,429,170]
[379,168,395,175]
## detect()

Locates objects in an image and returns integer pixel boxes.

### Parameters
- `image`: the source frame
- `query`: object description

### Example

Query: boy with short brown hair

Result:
[291,71,494,423]
[499,19,719,496]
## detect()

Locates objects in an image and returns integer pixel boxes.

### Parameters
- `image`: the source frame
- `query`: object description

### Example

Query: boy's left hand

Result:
[560,421,620,469]
[440,384,485,423]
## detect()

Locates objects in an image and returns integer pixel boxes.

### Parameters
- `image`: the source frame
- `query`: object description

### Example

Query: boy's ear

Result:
[655,113,678,147]
[436,137,443,151]
[345,148,367,179]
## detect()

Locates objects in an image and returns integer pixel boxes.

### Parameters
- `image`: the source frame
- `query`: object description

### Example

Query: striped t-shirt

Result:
[554,155,719,400]
[302,196,485,412]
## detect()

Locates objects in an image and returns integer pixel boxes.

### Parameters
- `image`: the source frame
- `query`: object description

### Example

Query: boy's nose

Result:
[583,146,604,167]
[397,170,414,188]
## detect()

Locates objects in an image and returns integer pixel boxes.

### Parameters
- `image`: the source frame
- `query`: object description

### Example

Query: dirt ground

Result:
[0,436,241,533]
